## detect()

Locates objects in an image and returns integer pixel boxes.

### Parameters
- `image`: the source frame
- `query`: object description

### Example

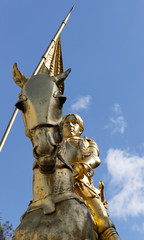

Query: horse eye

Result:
[15,96,27,112]
[58,96,67,105]
[53,91,67,106]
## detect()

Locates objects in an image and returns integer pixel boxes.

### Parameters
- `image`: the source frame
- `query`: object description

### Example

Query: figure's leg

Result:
[86,198,121,240]
[100,227,121,240]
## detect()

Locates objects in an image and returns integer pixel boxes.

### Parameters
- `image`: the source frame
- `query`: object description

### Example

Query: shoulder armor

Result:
[84,136,99,156]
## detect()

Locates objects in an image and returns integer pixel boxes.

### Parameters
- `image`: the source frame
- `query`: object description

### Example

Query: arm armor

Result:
[82,138,101,170]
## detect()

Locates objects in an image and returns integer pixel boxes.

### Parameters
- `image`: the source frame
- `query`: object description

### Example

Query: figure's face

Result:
[63,115,81,138]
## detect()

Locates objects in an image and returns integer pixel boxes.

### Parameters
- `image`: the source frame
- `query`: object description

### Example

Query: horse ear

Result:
[51,68,71,93]
[13,63,28,88]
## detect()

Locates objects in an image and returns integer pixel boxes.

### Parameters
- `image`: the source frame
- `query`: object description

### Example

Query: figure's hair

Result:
[62,113,84,136]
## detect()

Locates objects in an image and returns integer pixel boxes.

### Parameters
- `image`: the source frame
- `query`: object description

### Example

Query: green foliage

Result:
[0,217,6,240]
[0,216,14,240]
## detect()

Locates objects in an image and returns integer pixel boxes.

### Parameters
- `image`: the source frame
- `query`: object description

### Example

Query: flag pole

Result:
[33,5,74,75]
[0,6,74,152]
[0,108,19,152]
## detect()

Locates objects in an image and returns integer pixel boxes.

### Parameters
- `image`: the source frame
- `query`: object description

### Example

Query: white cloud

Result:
[71,95,91,111]
[113,103,122,115]
[105,103,127,134]
[132,222,144,233]
[105,148,144,219]
[106,116,127,134]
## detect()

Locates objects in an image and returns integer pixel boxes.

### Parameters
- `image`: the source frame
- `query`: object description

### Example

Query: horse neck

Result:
[32,158,74,202]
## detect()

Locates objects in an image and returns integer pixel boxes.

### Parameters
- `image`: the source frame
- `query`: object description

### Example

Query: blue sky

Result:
[0,0,144,239]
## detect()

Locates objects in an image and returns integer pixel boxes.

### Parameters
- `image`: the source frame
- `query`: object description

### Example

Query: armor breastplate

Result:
[64,138,88,164]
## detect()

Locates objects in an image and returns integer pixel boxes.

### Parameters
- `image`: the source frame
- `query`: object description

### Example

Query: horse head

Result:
[13,63,71,172]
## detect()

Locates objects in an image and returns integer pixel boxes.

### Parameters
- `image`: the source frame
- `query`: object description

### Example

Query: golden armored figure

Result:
[62,113,121,240]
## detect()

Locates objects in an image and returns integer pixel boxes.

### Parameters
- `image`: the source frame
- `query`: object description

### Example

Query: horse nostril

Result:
[33,143,55,158]
[33,147,39,159]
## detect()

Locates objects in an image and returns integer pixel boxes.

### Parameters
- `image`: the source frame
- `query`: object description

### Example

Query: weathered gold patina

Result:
[62,113,121,239]
[12,61,96,240]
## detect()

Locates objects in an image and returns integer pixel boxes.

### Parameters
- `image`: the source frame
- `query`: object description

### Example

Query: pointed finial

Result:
[63,5,75,25]
[70,5,75,14]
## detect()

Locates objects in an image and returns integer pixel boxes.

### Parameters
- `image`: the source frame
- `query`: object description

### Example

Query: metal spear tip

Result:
[69,5,75,13]
[63,5,75,25]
